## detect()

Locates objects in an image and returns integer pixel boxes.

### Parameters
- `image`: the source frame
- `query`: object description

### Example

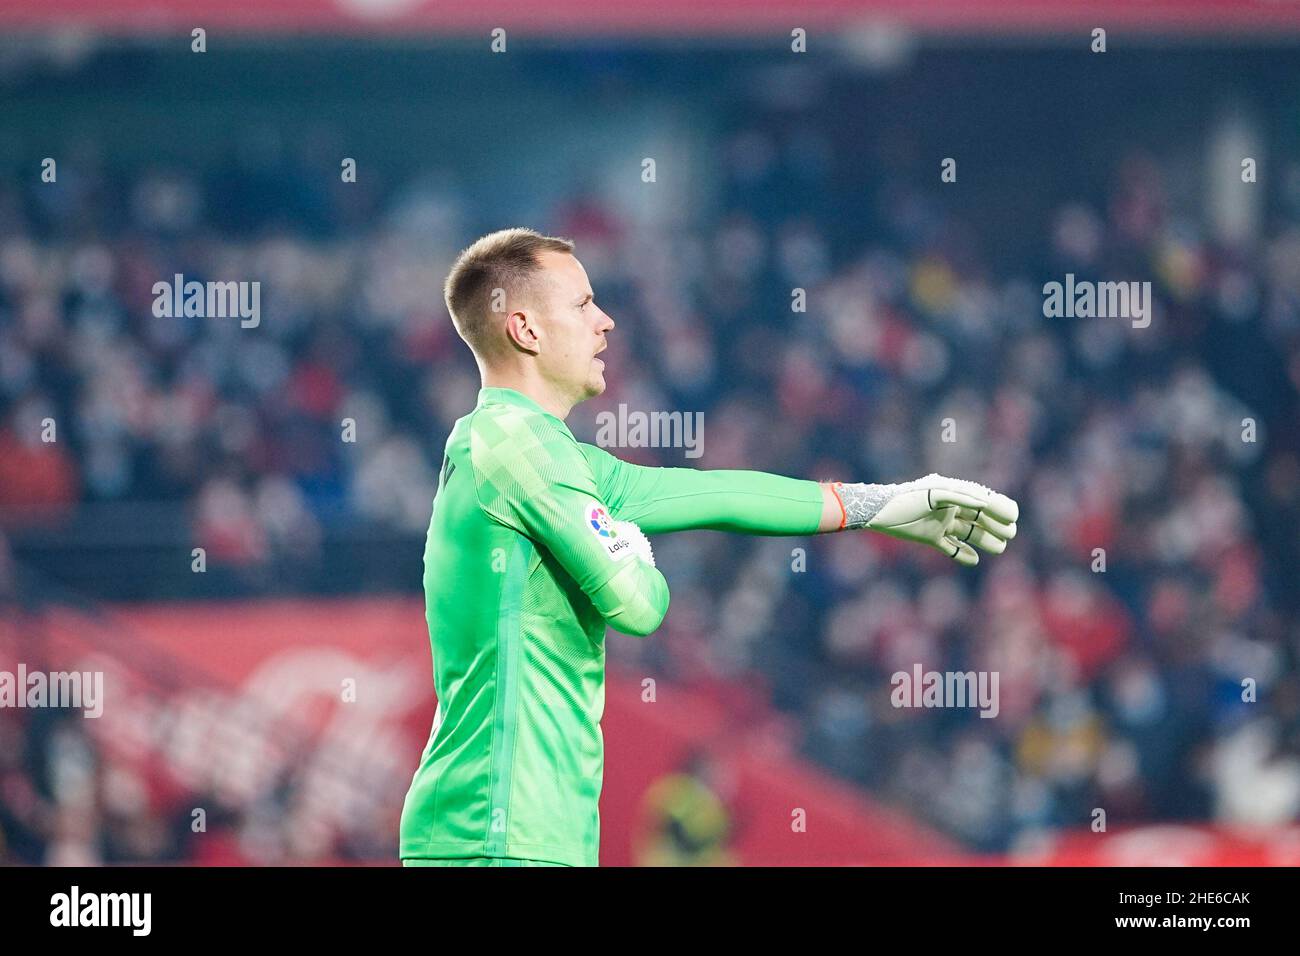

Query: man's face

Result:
[528,250,615,403]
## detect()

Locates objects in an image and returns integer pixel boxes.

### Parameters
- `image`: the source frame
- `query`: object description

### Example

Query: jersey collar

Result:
[477,386,550,416]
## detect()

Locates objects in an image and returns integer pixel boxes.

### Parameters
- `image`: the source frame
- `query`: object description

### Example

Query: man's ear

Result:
[504,310,541,355]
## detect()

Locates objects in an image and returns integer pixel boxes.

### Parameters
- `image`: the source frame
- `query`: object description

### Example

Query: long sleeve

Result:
[579,442,824,536]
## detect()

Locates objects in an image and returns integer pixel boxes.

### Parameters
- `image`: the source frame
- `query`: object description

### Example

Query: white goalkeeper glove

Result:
[833,474,1019,567]
[611,520,655,567]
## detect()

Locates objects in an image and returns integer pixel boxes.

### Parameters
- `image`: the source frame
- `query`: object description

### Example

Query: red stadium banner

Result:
[3,600,1296,865]
[0,0,1297,36]
[0,598,963,865]
[1015,825,1300,867]
[1,600,436,864]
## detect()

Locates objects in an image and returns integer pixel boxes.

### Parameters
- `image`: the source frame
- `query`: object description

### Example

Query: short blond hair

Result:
[443,227,575,357]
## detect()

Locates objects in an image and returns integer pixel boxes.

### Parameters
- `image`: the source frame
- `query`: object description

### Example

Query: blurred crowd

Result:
[3,71,1300,862]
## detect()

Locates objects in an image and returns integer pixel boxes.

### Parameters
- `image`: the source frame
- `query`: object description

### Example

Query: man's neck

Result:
[480,368,573,420]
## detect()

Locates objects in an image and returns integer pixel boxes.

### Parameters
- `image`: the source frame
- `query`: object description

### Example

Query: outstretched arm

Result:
[579,442,828,536]
[580,443,1019,566]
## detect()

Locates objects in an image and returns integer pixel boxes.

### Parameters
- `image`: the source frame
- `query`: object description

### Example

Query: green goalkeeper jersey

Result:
[400,386,823,866]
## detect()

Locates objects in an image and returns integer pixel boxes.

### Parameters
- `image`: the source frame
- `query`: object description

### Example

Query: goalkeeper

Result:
[400,228,1019,867]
